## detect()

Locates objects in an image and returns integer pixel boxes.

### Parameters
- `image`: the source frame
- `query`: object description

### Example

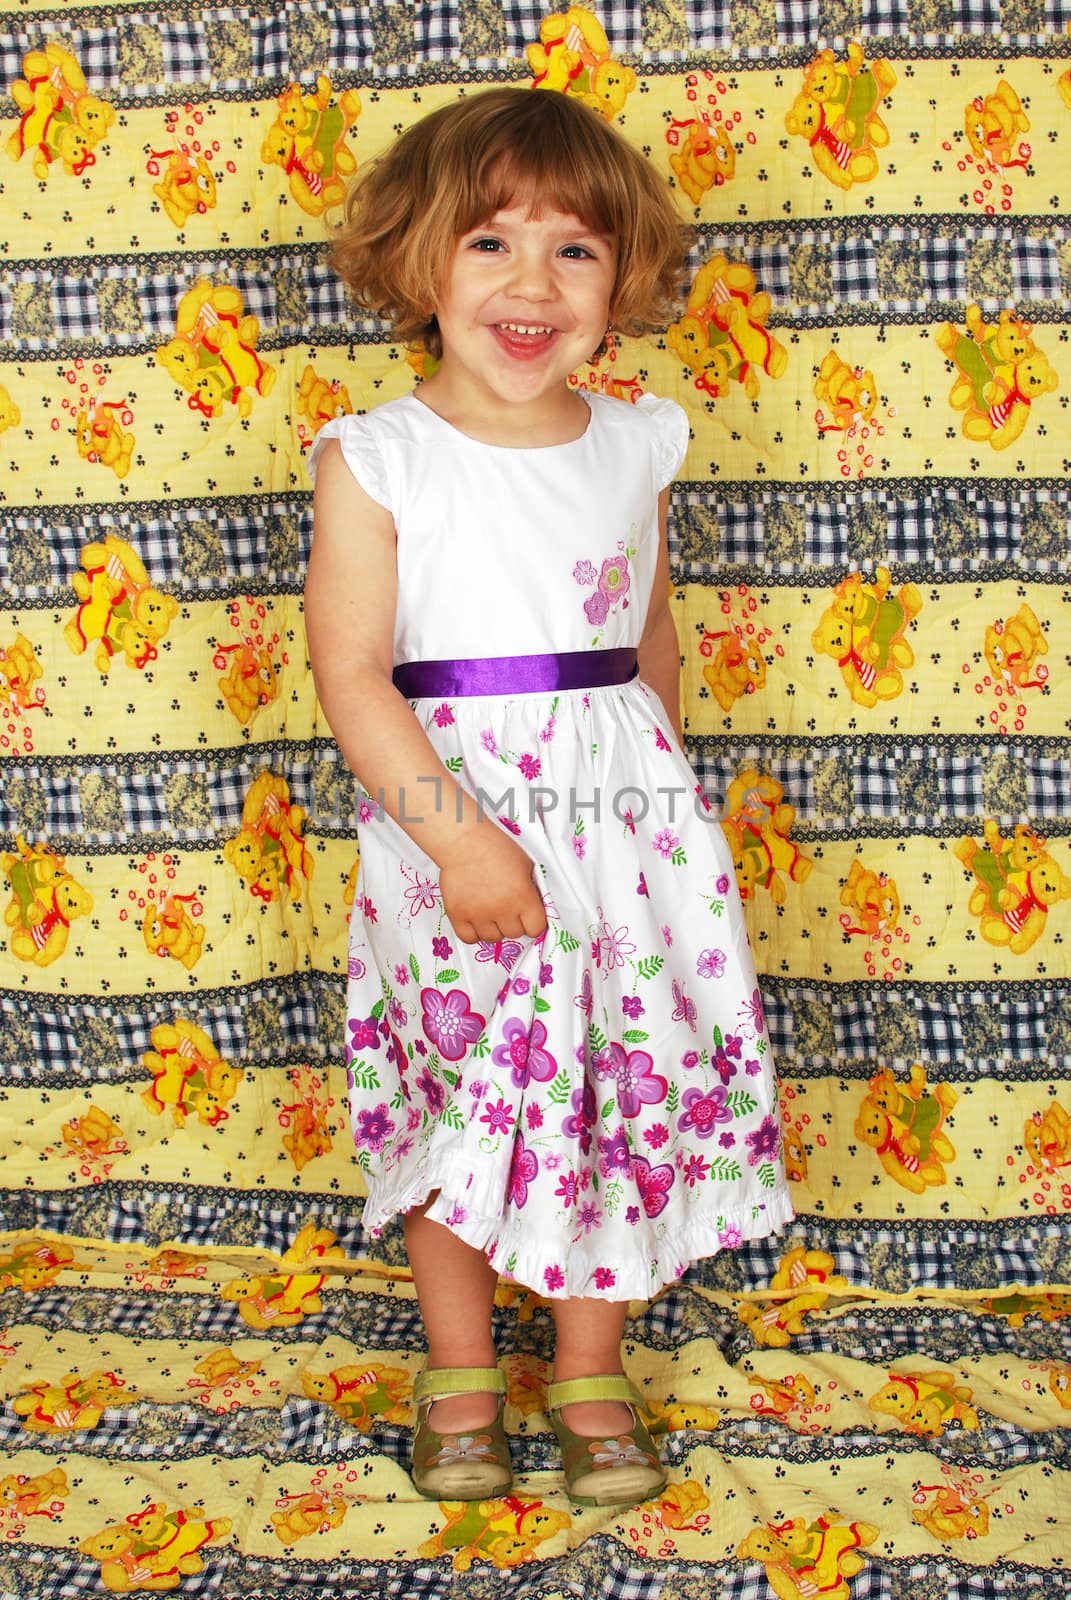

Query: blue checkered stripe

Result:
[669,490,1071,572]
[0,981,336,1082]
[0,499,311,594]
[0,752,354,843]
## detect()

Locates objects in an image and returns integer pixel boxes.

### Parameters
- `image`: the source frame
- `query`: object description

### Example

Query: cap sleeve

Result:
[635,392,690,489]
[307,414,393,514]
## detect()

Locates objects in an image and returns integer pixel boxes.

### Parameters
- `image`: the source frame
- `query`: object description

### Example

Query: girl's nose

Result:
[508,251,555,300]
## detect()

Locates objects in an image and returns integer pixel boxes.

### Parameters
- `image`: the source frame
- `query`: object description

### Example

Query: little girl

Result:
[306,87,793,1509]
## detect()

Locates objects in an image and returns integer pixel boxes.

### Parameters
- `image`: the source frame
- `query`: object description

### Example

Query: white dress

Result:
[310,389,794,1300]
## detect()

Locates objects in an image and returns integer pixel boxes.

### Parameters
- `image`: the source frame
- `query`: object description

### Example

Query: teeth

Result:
[500,323,553,335]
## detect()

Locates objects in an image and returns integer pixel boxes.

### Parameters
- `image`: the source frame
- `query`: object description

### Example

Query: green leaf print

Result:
[599,1098,615,1120]
[409,953,421,984]
[440,1104,464,1130]
[590,1171,599,1191]
[472,1033,490,1059]
[707,1156,743,1181]
[435,968,460,983]
[604,1179,623,1215]
[355,1150,371,1172]
[666,1083,680,1114]
[546,1070,570,1105]
[671,846,687,867]
[757,1162,776,1189]
[390,1088,406,1110]
[588,1022,607,1055]
[557,930,581,954]
[348,1061,380,1091]
[622,1029,649,1044]
[441,1068,459,1088]
[727,1090,758,1118]
[533,996,551,1013]
[371,999,385,1019]
[444,756,463,773]
[635,956,664,981]
[712,1025,723,1047]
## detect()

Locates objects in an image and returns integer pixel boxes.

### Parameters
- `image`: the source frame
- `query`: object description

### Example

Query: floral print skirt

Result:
[344,680,794,1300]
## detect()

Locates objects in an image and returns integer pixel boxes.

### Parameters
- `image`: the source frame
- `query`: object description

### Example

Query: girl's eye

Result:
[559,244,594,260]
[469,237,504,252]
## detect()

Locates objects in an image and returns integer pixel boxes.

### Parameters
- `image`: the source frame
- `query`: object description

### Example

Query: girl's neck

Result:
[414,374,591,449]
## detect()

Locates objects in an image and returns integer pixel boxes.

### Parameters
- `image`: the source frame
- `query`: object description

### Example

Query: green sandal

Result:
[546,1375,667,1508]
[410,1366,513,1501]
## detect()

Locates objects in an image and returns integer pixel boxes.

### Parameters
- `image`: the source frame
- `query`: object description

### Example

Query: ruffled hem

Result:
[362,1153,796,1300]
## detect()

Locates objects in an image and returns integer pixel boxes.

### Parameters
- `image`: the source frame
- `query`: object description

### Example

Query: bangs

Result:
[455,113,629,238]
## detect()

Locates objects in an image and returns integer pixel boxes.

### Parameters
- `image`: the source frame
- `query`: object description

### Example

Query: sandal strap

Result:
[414,1365,506,1402]
[546,1375,641,1411]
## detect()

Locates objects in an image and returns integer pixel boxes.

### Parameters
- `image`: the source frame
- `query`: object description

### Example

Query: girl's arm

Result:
[637,487,684,743]
[305,440,547,944]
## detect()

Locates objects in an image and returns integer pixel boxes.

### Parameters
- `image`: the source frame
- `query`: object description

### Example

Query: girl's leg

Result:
[403,1194,500,1431]
[551,1297,635,1434]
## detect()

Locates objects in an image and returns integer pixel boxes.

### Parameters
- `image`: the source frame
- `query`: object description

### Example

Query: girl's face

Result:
[430,202,617,415]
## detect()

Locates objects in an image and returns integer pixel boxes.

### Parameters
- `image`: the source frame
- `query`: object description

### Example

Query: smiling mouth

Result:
[498,322,555,335]
[490,322,559,360]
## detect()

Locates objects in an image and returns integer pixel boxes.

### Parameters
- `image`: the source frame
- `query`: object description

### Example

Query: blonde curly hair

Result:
[329,87,684,360]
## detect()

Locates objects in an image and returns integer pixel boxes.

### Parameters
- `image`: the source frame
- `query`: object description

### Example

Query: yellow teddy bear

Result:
[868,1369,978,1436]
[0,632,43,712]
[75,401,135,480]
[156,280,275,419]
[702,628,767,712]
[737,1516,878,1600]
[984,601,1048,693]
[2,836,93,966]
[669,254,787,400]
[855,1064,957,1194]
[64,535,178,673]
[814,350,878,432]
[528,7,635,119]
[153,150,217,228]
[7,44,115,180]
[965,80,1029,168]
[261,76,361,215]
[812,566,921,709]
[418,1496,571,1573]
[0,1466,68,1518]
[721,769,812,904]
[1025,1101,1071,1174]
[271,1492,348,1546]
[0,384,21,434]
[670,118,736,205]
[839,860,900,938]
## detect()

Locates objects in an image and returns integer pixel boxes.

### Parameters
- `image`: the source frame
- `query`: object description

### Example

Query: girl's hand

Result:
[438,825,548,945]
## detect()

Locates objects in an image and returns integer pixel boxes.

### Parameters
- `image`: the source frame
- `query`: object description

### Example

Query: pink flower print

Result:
[498,814,521,835]
[745,1057,762,1077]
[697,948,727,981]
[574,971,594,1017]
[592,1043,667,1118]
[574,1200,603,1234]
[414,1066,445,1116]
[469,1079,488,1100]
[719,1223,743,1249]
[643,1122,669,1150]
[716,873,731,895]
[724,1034,743,1058]
[593,1266,616,1290]
[406,1104,422,1131]
[597,1124,630,1177]
[420,987,485,1061]
[622,809,636,835]
[671,979,697,1032]
[637,872,649,898]
[402,867,439,917]
[347,954,366,980]
[543,1151,563,1171]
[358,797,380,823]
[626,1205,640,1225]
[621,994,644,1020]
[654,726,671,751]
[712,1047,737,1086]
[362,895,377,922]
[539,714,556,743]
[681,1049,700,1069]
[413,1039,426,1057]
[480,1097,514,1135]
[745,1114,781,1165]
[508,1133,538,1209]
[555,1170,581,1208]
[354,1102,394,1152]
[562,1080,596,1154]
[480,728,498,756]
[517,753,541,780]
[432,935,452,960]
[695,783,713,815]
[598,921,635,971]
[683,1153,710,1186]
[544,1264,565,1291]
[584,588,610,626]
[526,1102,543,1130]
[539,961,554,986]
[573,832,587,860]
[597,555,630,603]
[389,998,407,1030]
[652,828,678,859]
[511,977,530,995]
[630,1154,675,1219]
[394,963,409,987]
[432,702,455,727]
[678,1085,732,1139]
[491,1016,557,1088]
[573,559,597,586]
[719,1130,736,1149]
[348,1016,381,1053]
[662,924,673,948]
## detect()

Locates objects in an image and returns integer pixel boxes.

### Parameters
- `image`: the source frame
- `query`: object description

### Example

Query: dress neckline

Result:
[404,387,596,452]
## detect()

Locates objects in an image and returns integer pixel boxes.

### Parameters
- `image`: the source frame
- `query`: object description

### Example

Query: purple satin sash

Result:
[392,648,638,699]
